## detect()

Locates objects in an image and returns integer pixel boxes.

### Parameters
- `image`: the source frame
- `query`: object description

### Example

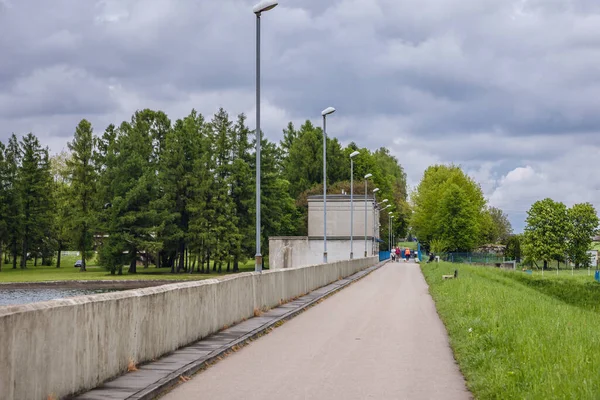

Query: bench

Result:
[442,269,458,280]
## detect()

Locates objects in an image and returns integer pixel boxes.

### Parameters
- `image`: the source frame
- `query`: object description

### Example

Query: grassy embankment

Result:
[0,254,261,283]
[396,241,418,250]
[422,261,600,399]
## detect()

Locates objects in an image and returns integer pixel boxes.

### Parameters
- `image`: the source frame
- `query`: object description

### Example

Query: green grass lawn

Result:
[0,254,262,283]
[422,262,600,399]
[396,241,418,250]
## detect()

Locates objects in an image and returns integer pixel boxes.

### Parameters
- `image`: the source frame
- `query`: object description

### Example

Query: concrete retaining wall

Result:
[269,237,378,269]
[0,257,378,400]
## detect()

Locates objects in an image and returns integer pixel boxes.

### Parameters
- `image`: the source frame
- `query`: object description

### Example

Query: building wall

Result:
[269,237,378,270]
[308,196,379,239]
[0,257,378,400]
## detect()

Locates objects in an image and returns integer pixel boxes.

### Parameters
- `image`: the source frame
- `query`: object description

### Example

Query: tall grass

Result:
[422,262,600,399]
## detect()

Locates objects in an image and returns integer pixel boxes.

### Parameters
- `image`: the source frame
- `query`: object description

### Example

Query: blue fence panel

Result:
[379,251,390,262]
[595,270,599,283]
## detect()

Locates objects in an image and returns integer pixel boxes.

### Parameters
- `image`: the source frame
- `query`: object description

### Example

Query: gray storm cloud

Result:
[1,0,600,231]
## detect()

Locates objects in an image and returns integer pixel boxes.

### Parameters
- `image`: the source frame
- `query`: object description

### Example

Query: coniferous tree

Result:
[106,111,164,274]
[95,124,122,273]
[36,150,55,266]
[255,136,299,262]
[51,166,72,268]
[230,114,254,271]
[157,110,207,273]
[187,112,213,273]
[5,135,21,269]
[0,142,7,271]
[208,108,240,273]
[280,122,297,159]
[67,120,97,272]
[18,134,53,268]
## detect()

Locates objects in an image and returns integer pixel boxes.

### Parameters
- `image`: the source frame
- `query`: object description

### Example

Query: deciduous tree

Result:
[566,203,598,268]
[523,198,568,269]
[411,164,486,251]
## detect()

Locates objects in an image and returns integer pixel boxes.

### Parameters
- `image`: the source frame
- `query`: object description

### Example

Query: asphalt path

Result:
[163,261,470,400]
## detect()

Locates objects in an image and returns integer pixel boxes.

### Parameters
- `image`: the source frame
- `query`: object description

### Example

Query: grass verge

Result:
[396,241,418,250]
[421,261,600,399]
[0,255,261,283]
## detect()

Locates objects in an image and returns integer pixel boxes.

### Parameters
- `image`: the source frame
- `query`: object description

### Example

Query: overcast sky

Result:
[2,0,600,231]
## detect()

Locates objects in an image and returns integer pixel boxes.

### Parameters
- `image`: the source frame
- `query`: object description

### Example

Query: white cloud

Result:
[1,0,600,231]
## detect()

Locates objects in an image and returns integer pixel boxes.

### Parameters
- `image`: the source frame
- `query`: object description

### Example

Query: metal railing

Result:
[379,251,390,262]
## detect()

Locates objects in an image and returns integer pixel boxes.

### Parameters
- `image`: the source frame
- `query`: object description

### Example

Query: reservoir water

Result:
[0,288,118,307]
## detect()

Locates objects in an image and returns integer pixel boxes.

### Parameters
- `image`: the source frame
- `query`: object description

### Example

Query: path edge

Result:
[131,260,388,400]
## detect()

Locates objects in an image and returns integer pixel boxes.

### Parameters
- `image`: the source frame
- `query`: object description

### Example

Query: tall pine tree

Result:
[0,142,7,271]
[230,114,254,271]
[104,111,164,274]
[158,110,206,273]
[18,134,53,268]
[67,120,97,272]
[5,135,21,269]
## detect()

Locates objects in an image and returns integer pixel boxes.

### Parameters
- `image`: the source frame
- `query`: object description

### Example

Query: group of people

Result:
[390,247,412,262]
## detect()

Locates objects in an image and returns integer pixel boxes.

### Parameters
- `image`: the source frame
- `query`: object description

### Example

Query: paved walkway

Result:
[75,262,384,400]
[164,261,471,400]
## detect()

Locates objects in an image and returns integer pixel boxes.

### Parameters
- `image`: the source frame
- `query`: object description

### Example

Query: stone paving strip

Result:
[73,261,386,400]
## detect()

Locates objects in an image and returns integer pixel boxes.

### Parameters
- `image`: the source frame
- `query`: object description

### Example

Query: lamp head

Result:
[364,173,373,179]
[382,199,388,203]
[373,188,380,193]
[350,151,360,158]
[321,107,336,116]
[253,0,278,14]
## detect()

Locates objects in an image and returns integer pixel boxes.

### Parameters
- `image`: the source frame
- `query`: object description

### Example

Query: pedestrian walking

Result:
[404,248,411,262]
[395,247,401,262]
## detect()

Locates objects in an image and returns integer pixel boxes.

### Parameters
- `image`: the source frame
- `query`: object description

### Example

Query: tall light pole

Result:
[253,0,279,273]
[388,211,393,251]
[364,173,373,257]
[322,106,336,263]
[391,215,395,251]
[372,188,379,255]
[382,204,390,253]
[377,198,388,207]
[349,151,360,259]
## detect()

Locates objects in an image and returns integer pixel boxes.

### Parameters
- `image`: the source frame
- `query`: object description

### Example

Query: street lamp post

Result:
[391,215,395,251]
[377,198,388,207]
[388,211,393,251]
[372,188,379,255]
[364,173,373,257]
[381,204,390,253]
[322,106,336,264]
[253,0,278,273]
[349,151,360,259]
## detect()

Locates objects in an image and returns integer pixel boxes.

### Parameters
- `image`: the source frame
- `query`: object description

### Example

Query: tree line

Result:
[410,164,513,254]
[522,199,598,269]
[410,165,599,269]
[0,108,408,273]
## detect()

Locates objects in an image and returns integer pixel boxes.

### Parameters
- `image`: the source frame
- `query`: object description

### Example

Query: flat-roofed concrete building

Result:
[269,195,381,269]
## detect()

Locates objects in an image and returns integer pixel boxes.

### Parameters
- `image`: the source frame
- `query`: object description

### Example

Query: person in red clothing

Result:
[395,247,401,262]
[404,248,411,262]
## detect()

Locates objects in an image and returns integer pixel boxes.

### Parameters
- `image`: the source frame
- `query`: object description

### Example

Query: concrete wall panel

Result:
[0,257,377,400]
